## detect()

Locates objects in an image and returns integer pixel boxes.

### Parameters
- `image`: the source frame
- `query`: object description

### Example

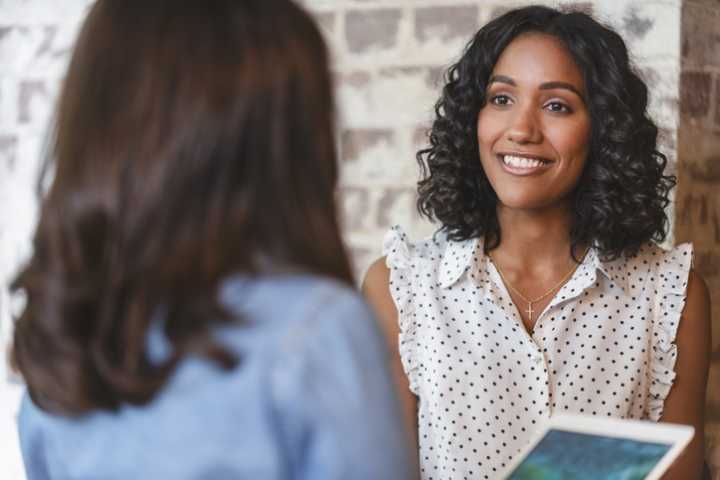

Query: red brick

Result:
[686,154,720,183]
[680,71,712,118]
[716,76,720,127]
[695,251,720,279]
[675,192,720,245]
[682,3,720,68]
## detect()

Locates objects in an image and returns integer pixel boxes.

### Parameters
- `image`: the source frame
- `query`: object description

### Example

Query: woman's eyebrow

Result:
[488,74,516,86]
[539,81,584,99]
[488,75,586,101]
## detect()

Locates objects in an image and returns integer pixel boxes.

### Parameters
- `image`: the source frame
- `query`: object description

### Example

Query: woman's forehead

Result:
[490,33,585,94]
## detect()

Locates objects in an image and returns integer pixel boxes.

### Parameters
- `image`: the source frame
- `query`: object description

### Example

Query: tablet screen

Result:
[506,429,672,479]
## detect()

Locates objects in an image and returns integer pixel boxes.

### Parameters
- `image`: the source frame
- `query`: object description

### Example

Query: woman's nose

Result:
[506,107,542,144]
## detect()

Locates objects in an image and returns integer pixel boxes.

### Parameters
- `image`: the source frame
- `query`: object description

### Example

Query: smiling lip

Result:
[496,152,554,176]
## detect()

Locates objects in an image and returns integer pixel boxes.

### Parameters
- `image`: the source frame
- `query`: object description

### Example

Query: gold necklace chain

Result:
[489,249,588,322]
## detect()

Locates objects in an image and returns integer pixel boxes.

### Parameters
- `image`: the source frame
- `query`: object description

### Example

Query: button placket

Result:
[530,333,552,416]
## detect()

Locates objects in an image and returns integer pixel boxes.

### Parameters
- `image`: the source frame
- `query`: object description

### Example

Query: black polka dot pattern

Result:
[382,225,693,480]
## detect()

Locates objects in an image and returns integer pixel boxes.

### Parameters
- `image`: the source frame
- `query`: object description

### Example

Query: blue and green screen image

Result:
[507,429,671,480]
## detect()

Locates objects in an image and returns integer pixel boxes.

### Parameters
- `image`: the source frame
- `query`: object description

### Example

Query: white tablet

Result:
[500,414,694,480]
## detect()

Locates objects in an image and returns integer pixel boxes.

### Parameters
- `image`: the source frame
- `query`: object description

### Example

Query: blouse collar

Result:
[437,236,482,289]
[438,237,629,294]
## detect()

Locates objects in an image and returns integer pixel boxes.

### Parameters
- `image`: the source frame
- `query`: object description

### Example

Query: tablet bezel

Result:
[500,413,695,480]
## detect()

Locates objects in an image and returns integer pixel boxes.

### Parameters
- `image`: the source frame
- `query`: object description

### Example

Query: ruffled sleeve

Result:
[382,226,420,395]
[647,243,693,421]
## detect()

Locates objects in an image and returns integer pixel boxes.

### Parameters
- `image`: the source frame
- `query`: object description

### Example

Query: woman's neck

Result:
[491,204,578,273]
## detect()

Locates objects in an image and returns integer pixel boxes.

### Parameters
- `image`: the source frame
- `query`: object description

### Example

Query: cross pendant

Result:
[525,303,534,321]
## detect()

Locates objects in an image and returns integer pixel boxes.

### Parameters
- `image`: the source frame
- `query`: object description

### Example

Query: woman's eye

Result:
[546,101,571,113]
[490,95,512,106]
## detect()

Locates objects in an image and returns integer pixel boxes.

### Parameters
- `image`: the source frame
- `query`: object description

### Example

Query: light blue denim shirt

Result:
[18,274,415,480]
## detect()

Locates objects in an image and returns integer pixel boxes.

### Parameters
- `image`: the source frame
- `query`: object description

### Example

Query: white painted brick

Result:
[340,129,399,184]
[372,67,438,126]
[642,60,682,133]
[0,77,19,127]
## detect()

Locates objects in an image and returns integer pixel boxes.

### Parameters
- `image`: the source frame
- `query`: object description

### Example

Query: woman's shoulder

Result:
[220,273,362,318]
[595,242,693,290]
[18,390,44,436]
[381,224,478,271]
[640,242,693,292]
[212,273,378,367]
[634,242,693,267]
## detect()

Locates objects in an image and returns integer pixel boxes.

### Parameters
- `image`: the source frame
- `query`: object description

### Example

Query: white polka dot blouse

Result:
[383,225,692,480]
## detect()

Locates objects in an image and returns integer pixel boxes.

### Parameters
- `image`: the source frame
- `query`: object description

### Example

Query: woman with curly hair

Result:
[12,0,415,478]
[364,5,710,479]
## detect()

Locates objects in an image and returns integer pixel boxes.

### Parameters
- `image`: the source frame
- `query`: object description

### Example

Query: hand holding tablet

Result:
[501,414,694,480]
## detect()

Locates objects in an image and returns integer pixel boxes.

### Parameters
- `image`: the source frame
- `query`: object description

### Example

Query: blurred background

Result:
[0,0,717,478]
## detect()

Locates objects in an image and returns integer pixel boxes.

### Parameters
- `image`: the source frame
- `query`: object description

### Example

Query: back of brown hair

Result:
[11,0,352,415]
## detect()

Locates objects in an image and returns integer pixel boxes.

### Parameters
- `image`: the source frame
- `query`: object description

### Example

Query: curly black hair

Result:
[417,5,675,260]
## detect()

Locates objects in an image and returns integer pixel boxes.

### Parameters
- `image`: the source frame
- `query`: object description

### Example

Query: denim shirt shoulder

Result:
[18,274,414,480]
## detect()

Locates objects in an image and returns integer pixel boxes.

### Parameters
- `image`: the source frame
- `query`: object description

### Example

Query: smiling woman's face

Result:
[477,32,591,212]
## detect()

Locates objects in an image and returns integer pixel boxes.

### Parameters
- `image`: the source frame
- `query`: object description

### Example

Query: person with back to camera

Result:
[363,5,711,479]
[11,0,416,478]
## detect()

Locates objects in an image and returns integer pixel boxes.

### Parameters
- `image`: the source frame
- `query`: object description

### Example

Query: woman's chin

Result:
[496,194,569,212]
[496,195,544,211]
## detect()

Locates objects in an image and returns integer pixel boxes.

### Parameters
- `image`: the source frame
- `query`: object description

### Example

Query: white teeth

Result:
[502,155,545,168]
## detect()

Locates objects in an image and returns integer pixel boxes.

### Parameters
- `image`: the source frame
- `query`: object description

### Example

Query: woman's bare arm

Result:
[362,257,419,454]
[660,269,711,479]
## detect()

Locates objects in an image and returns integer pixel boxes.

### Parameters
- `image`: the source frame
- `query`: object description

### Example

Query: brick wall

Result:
[677,0,720,476]
[2,0,708,478]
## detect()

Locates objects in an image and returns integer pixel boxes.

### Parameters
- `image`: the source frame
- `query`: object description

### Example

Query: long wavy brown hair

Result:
[11,0,353,415]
